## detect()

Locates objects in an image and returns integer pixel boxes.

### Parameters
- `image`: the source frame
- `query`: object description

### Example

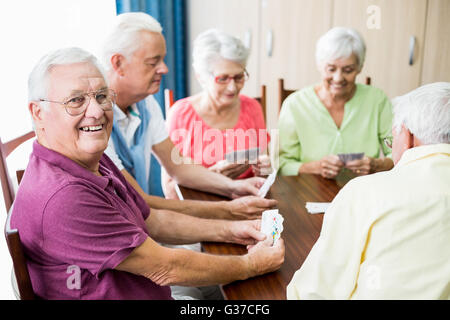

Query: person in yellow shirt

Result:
[287,82,450,299]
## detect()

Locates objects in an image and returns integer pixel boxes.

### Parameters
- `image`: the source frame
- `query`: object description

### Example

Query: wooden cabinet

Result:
[187,0,450,129]
[421,0,450,84]
[259,0,333,129]
[333,0,427,98]
[186,0,261,97]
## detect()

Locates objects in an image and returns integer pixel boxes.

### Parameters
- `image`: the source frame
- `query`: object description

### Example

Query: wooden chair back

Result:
[5,206,36,300]
[1,131,36,299]
[0,131,35,213]
[164,86,268,124]
[278,78,296,114]
[278,76,372,114]
[253,85,267,123]
[164,88,174,120]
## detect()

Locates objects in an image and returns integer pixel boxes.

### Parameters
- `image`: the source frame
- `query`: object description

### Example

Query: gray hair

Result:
[392,82,450,145]
[316,27,366,70]
[101,12,163,71]
[28,47,107,103]
[192,29,249,76]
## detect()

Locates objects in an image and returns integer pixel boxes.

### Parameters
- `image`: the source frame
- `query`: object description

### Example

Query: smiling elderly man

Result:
[10,47,284,300]
[287,82,450,299]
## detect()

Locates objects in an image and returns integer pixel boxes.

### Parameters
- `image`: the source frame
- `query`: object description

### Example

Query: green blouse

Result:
[278,84,393,176]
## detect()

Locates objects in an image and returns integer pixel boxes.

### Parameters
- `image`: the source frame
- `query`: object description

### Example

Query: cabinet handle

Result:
[266,29,273,57]
[244,29,252,49]
[409,36,416,66]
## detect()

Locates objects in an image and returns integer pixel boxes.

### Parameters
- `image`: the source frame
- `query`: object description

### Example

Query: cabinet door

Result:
[421,0,450,84]
[187,0,261,97]
[259,0,333,129]
[333,0,427,98]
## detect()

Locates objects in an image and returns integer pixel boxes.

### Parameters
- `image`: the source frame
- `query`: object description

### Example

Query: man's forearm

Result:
[121,168,231,218]
[117,237,252,287]
[146,195,231,219]
[370,157,394,173]
[171,163,234,198]
[162,247,251,286]
[153,138,236,198]
[146,208,232,245]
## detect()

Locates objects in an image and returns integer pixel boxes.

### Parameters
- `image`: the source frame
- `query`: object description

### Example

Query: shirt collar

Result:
[113,103,140,122]
[395,143,450,169]
[32,140,110,190]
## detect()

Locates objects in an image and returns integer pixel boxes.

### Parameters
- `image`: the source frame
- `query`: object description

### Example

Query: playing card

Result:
[305,202,330,214]
[257,169,277,198]
[338,152,364,164]
[225,147,260,163]
[261,209,284,245]
[174,183,184,201]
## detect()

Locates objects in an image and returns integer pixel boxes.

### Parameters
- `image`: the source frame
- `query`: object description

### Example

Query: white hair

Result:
[101,12,163,71]
[192,29,249,76]
[28,47,107,103]
[392,82,450,145]
[316,27,366,70]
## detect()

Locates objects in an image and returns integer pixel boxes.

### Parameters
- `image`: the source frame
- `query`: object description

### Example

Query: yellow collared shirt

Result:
[287,144,450,299]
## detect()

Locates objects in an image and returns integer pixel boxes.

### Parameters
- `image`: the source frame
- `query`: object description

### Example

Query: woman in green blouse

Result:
[278,27,394,178]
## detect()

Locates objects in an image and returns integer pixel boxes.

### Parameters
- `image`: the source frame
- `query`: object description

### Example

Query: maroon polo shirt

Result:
[11,141,172,300]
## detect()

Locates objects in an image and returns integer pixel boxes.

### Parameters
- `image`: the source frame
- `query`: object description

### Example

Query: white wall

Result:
[0,0,117,300]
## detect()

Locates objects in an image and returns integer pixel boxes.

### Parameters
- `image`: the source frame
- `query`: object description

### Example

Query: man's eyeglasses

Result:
[40,88,116,116]
[384,136,393,149]
[213,69,249,85]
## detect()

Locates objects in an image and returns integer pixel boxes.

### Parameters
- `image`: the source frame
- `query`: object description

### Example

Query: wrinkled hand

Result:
[208,160,250,179]
[245,237,285,277]
[230,176,266,199]
[228,196,278,220]
[226,219,266,246]
[251,154,272,177]
[318,155,344,179]
[345,156,372,175]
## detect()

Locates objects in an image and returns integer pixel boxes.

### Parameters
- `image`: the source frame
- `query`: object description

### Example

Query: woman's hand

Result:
[251,154,272,176]
[345,156,394,175]
[345,156,372,175]
[208,159,250,179]
[318,155,344,179]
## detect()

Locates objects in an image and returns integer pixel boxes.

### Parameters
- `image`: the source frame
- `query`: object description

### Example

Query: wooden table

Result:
[178,172,355,300]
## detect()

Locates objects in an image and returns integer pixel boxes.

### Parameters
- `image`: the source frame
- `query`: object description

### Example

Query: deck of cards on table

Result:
[305,202,330,214]
[261,209,284,245]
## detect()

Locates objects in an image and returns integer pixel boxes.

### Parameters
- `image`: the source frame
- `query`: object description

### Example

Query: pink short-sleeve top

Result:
[168,95,269,179]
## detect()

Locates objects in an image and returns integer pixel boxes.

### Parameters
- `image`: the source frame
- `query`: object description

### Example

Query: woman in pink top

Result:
[166,29,271,188]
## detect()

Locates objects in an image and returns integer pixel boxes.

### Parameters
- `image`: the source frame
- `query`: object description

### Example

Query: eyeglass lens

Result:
[215,71,248,84]
[66,89,114,115]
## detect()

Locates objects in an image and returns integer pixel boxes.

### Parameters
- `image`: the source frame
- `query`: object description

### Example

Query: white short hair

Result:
[28,47,107,103]
[392,82,450,145]
[192,29,249,76]
[101,12,163,71]
[316,27,366,70]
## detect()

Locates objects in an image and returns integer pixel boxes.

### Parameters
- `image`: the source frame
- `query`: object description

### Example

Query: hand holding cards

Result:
[261,209,284,245]
[338,152,364,165]
[225,147,260,163]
